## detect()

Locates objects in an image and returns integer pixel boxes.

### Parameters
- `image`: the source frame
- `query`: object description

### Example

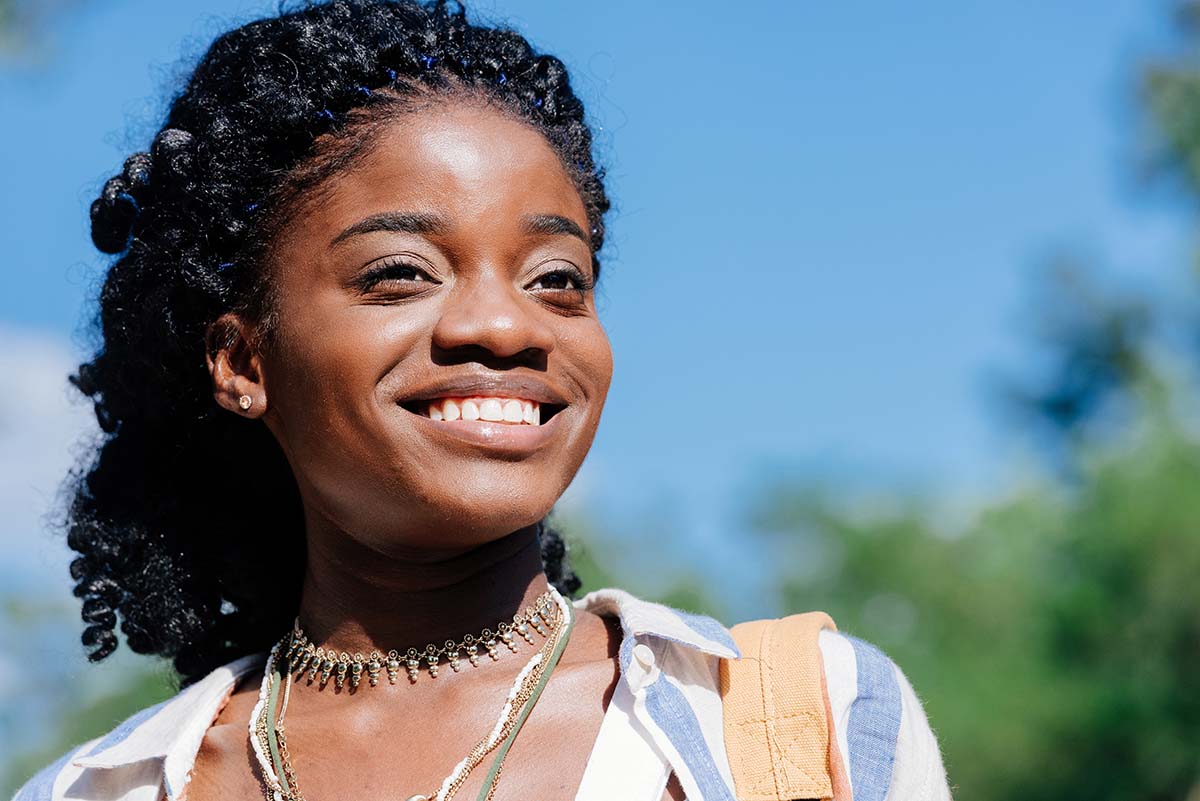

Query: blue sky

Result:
[0,1,1190,608]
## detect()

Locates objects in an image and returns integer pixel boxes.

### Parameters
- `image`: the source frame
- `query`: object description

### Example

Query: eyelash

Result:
[356,259,595,294]
[355,258,434,291]
[530,265,595,293]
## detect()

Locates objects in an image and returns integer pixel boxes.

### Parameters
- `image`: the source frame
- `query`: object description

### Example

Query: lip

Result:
[402,404,567,457]
[397,374,570,406]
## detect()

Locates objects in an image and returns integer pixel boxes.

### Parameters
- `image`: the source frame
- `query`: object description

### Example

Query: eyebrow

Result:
[329,211,591,247]
[331,211,446,246]
[521,214,590,246]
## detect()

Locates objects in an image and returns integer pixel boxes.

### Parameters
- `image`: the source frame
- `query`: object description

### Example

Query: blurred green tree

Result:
[750,372,1200,800]
[738,8,1200,795]
[0,0,83,62]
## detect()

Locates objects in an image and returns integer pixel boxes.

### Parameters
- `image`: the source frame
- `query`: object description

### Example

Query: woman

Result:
[13,2,951,800]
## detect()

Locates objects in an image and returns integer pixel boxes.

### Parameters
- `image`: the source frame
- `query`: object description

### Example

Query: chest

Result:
[181,660,679,801]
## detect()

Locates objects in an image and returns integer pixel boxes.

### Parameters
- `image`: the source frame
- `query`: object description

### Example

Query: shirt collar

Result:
[72,651,268,798]
[67,587,740,795]
[573,586,741,661]
[576,587,741,801]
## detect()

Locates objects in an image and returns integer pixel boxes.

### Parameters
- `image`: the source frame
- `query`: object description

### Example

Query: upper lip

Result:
[397,374,570,406]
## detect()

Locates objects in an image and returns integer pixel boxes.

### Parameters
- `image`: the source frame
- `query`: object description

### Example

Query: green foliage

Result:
[563,511,729,617]
[1144,3,1200,202]
[749,382,1200,800]
[0,0,85,62]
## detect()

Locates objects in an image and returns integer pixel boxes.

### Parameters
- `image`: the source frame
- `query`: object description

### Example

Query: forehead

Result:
[301,101,589,240]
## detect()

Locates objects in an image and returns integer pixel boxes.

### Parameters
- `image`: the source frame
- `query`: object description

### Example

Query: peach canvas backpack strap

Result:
[718,612,848,801]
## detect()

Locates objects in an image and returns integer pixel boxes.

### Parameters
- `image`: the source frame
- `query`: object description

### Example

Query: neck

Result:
[295,523,552,657]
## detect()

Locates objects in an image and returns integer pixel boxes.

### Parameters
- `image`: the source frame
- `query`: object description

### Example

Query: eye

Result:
[355,257,438,292]
[527,264,594,293]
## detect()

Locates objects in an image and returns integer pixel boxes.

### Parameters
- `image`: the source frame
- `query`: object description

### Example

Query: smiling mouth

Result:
[398,396,567,426]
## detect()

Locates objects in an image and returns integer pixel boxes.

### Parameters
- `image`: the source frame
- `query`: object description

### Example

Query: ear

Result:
[205,312,268,418]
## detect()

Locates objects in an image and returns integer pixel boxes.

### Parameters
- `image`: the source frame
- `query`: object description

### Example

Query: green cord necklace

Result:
[253,589,576,801]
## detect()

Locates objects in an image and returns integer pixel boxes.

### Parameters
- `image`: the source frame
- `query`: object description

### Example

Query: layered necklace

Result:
[249,587,574,801]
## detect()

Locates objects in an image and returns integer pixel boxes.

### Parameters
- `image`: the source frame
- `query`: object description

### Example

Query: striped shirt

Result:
[11,587,951,801]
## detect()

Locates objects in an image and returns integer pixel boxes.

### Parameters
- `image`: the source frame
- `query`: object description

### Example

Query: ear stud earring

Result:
[238,394,253,410]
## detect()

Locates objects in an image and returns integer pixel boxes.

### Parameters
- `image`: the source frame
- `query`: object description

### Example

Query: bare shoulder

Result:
[182,674,264,801]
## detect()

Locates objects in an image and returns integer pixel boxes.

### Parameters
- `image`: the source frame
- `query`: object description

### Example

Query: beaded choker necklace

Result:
[250,587,575,801]
[282,589,559,690]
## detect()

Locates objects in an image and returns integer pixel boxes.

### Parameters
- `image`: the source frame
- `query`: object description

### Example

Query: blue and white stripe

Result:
[844,634,902,801]
[10,588,948,801]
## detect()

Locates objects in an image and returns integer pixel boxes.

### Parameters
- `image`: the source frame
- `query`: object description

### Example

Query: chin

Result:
[444,491,556,538]
[398,471,561,547]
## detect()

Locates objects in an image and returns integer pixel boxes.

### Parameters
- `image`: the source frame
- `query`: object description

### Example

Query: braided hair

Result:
[66,0,607,686]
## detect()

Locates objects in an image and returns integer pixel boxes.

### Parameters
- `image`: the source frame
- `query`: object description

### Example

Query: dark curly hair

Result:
[64,0,609,686]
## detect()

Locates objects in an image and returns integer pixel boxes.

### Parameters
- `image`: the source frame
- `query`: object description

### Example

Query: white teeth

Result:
[479,398,504,421]
[420,396,545,425]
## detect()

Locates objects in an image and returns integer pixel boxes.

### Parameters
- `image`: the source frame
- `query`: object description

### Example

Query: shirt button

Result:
[633,643,656,668]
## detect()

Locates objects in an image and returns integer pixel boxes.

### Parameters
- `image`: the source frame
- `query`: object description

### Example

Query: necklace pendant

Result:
[335,658,349,689]
[388,652,403,685]
[368,655,382,686]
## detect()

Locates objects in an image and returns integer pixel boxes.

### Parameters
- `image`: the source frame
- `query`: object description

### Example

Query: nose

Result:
[431,269,557,361]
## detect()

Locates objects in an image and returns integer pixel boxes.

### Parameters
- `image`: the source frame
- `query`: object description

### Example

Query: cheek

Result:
[568,320,614,408]
[265,302,425,465]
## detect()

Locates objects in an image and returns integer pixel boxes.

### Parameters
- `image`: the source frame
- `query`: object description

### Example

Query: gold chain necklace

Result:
[250,588,572,801]
[283,590,559,690]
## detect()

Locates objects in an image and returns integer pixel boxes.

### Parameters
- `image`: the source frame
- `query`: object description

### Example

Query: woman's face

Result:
[249,100,612,554]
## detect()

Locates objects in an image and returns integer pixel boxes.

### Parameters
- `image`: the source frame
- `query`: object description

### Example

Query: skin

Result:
[192,100,684,801]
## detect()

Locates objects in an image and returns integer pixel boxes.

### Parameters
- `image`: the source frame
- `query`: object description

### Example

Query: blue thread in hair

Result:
[533,97,543,108]
[317,109,335,122]
[357,85,372,98]
[497,71,507,85]
[217,262,235,273]
[421,54,437,70]
[116,192,141,214]
[245,202,259,213]
[386,68,397,80]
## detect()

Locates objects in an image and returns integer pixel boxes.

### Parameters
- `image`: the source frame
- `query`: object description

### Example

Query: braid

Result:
[67,0,605,685]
